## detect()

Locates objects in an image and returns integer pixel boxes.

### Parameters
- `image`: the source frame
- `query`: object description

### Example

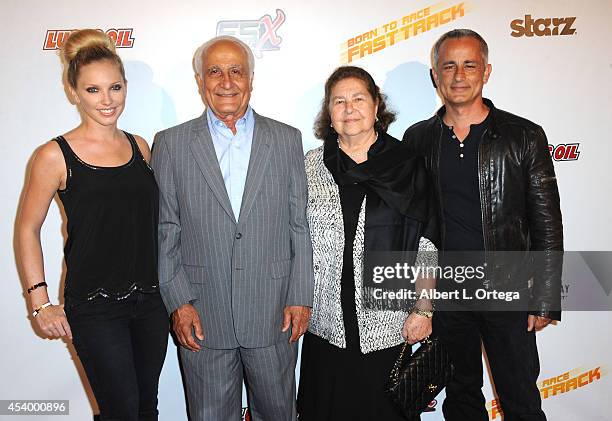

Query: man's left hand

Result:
[527,315,552,331]
[282,305,311,343]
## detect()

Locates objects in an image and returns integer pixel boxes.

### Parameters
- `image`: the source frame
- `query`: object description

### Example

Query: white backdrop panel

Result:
[1,0,610,419]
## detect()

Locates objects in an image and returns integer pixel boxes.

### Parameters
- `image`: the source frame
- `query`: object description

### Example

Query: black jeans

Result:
[66,291,169,421]
[434,311,545,421]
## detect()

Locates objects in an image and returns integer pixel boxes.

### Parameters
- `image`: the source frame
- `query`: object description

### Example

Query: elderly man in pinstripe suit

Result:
[151,35,314,421]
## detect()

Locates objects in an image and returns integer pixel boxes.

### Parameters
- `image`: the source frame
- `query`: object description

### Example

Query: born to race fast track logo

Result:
[510,15,577,37]
[43,29,135,50]
[486,366,606,419]
[340,2,470,64]
[549,143,580,161]
[216,9,286,59]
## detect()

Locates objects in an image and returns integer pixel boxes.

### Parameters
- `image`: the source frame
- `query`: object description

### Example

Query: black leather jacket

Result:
[403,98,563,320]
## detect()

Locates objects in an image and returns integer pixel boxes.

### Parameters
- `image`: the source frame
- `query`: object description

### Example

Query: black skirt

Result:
[297,332,409,421]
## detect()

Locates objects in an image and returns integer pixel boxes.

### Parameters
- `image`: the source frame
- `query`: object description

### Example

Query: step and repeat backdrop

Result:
[2,0,611,419]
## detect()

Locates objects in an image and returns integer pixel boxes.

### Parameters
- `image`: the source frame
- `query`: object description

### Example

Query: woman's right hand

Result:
[34,304,72,340]
[402,311,432,345]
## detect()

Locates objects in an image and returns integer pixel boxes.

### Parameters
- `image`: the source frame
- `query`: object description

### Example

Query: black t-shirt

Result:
[439,115,489,252]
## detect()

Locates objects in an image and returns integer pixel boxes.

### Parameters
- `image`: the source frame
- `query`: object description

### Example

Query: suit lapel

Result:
[189,112,236,223]
[238,112,272,222]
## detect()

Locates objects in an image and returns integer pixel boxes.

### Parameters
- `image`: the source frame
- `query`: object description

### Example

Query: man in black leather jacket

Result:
[403,29,563,421]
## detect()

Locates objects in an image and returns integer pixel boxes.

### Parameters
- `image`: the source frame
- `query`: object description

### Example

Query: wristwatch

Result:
[412,308,433,318]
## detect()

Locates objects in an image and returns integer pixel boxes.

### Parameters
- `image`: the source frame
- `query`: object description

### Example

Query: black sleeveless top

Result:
[54,132,159,304]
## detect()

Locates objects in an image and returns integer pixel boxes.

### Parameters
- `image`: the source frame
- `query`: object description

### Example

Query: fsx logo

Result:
[216,9,286,58]
[43,28,135,50]
[510,15,576,37]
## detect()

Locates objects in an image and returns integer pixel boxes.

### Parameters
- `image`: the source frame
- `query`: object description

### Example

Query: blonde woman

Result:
[17,29,168,420]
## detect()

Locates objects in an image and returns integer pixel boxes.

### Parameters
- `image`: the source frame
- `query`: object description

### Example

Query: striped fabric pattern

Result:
[151,111,314,350]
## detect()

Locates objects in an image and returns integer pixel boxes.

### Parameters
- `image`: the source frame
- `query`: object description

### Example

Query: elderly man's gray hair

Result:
[192,36,255,77]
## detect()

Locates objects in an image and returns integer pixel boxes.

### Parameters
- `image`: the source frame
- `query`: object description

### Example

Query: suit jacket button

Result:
[235,232,243,239]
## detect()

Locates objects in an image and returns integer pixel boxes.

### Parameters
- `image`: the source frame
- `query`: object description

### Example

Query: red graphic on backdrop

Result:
[43,29,135,50]
[256,10,285,53]
[548,143,580,161]
[423,399,438,412]
[241,407,251,420]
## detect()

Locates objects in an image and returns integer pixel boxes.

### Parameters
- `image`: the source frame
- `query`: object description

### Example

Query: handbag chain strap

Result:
[390,336,433,385]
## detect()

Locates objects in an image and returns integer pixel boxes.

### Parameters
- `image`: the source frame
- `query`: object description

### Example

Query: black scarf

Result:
[323,131,430,223]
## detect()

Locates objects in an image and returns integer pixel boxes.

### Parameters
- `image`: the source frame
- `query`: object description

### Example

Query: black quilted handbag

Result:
[385,336,454,419]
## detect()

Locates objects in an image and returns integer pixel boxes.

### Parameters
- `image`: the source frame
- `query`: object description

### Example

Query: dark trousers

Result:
[66,291,169,421]
[434,311,545,421]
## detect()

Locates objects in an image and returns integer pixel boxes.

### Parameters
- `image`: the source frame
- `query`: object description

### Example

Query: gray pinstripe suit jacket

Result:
[151,110,314,349]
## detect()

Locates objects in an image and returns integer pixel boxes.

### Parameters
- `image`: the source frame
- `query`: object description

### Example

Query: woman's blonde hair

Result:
[61,29,125,87]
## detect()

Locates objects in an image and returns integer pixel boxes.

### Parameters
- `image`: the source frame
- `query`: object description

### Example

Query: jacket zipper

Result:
[478,128,491,252]
[435,118,445,250]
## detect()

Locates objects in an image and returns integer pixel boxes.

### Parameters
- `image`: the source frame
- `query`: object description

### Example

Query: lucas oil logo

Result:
[43,28,135,50]
[216,9,286,58]
[510,15,576,37]
[548,143,580,161]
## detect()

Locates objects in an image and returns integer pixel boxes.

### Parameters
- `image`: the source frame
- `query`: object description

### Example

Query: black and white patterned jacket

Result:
[304,145,437,353]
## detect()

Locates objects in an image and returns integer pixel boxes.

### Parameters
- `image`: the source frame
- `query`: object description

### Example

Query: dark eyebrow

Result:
[84,80,123,86]
[331,91,367,101]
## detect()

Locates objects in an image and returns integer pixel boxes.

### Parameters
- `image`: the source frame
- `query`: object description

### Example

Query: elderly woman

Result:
[297,66,437,421]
